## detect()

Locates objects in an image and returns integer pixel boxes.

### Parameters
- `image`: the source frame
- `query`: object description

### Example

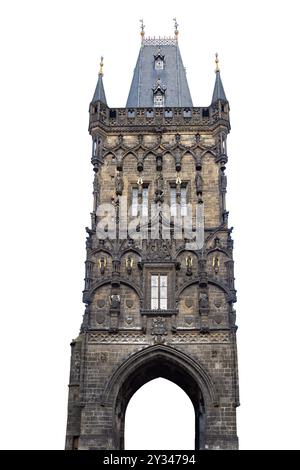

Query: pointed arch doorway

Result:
[125,378,194,450]
[101,345,216,449]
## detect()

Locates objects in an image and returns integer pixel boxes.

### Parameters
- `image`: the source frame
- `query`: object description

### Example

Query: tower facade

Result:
[65,32,239,450]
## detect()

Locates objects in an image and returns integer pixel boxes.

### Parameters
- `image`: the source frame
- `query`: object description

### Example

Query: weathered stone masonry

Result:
[65,34,239,450]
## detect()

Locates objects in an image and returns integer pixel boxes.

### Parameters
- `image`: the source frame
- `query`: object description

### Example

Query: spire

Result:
[126,37,192,107]
[211,53,227,103]
[92,57,107,104]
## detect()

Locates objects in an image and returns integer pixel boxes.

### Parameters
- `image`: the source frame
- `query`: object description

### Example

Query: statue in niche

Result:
[212,255,220,274]
[195,171,203,195]
[110,294,120,311]
[220,168,227,191]
[186,255,193,276]
[93,174,99,193]
[199,293,209,311]
[214,236,221,248]
[115,172,124,195]
[155,172,164,202]
[125,256,133,275]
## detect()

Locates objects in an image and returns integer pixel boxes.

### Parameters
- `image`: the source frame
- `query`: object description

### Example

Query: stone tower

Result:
[65,28,239,450]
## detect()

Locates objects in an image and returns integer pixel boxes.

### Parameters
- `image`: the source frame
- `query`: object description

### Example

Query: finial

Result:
[99,56,104,76]
[215,53,220,73]
[173,18,179,40]
[140,19,145,44]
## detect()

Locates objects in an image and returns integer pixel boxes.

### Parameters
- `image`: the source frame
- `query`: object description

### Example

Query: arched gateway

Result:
[65,29,239,451]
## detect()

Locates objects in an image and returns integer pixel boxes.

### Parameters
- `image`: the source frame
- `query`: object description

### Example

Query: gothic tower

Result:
[65,27,239,450]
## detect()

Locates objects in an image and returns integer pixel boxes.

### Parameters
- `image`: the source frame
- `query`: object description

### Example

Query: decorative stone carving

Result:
[185,299,194,308]
[151,316,167,336]
[96,312,105,324]
[97,299,106,308]
[185,315,194,325]
[125,299,133,309]
[115,172,124,195]
[214,315,222,324]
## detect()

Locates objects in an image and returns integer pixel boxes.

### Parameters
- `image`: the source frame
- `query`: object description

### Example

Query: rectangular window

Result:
[154,95,164,107]
[181,187,187,216]
[170,187,177,216]
[170,185,188,216]
[142,187,149,217]
[132,188,138,216]
[155,60,164,70]
[151,274,168,310]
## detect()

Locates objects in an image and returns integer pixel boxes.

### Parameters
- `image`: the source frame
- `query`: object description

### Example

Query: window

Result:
[131,186,148,217]
[142,187,149,217]
[170,185,188,216]
[155,59,164,70]
[132,188,138,216]
[170,187,177,216]
[92,138,97,156]
[151,274,168,310]
[154,94,164,107]
[181,186,187,216]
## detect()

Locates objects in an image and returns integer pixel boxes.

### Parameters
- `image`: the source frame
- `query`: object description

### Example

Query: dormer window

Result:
[154,47,165,71]
[152,77,166,108]
[154,93,164,107]
[155,59,164,70]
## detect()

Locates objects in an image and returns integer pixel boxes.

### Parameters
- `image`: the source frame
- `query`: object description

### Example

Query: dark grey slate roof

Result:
[126,42,193,107]
[211,71,227,103]
[92,74,107,104]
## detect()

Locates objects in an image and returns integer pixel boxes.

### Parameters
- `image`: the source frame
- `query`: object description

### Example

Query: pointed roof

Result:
[211,55,227,103]
[126,38,193,108]
[92,58,107,104]
[211,70,227,103]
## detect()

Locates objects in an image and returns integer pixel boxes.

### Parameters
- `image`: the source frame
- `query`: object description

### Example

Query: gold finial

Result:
[99,56,104,76]
[140,19,145,43]
[173,17,179,40]
[215,53,220,73]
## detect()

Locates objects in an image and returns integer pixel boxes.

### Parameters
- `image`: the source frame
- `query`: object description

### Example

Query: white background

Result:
[0,0,300,450]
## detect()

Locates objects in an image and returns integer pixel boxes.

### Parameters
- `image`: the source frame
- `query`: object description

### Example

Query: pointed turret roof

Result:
[126,37,193,108]
[211,53,227,103]
[92,57,107,104]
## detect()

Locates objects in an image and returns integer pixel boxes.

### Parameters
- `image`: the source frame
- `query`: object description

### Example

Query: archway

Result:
[125,378,194,449]
[102,345,216,449]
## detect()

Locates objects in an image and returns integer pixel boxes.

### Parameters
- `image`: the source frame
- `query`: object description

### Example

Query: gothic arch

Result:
[177,278,230,298]
[182,149,196,160]
[207,247,229,257]
[101,344,218,449]
[201,149,217,159]
[123,150,138,161]
[101,343,218,406]
[89,279,142,300]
